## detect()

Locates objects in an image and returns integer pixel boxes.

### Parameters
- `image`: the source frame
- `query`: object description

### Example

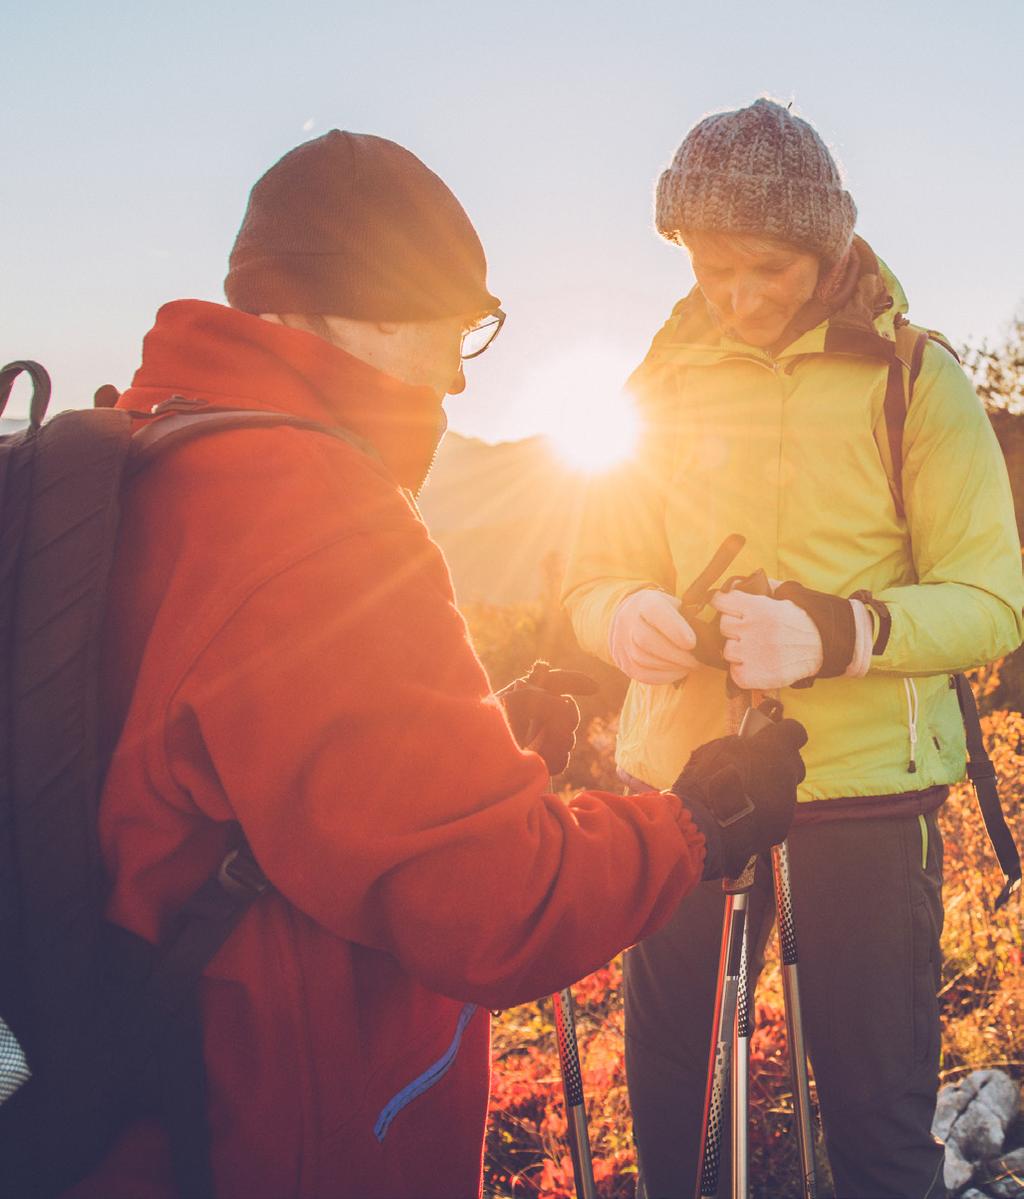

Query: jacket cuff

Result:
[774,581,856,678]
[668,787,723,880]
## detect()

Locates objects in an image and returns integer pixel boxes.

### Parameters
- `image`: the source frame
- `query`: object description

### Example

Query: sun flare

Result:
[524,345,640,472]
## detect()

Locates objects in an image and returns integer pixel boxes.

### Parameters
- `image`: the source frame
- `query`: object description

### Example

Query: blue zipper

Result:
[373,1002,479,1142]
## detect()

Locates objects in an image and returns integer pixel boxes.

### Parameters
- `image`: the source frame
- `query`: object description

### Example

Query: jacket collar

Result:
[117,300,446,490]
[640,237,910,373]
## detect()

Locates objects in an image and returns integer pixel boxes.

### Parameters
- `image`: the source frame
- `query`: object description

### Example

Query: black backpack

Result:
[0,360,370,1197]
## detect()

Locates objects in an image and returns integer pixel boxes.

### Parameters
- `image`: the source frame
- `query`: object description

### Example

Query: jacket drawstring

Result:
[904,678,919,773]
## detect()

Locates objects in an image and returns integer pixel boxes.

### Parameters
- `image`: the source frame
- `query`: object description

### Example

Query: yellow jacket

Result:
[563,248,1024,799]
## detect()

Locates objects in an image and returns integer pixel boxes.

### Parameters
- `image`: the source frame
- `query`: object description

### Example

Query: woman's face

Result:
[687,232,820,349]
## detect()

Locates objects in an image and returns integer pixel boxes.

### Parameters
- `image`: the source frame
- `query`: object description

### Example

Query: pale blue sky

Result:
[3,0,1022,442]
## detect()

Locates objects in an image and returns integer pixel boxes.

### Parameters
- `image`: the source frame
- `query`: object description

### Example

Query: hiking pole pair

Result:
[695,699,817,1199]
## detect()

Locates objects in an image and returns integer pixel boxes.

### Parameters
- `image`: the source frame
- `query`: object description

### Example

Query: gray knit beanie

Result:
[225,130,500,321]
[655,98,856,264]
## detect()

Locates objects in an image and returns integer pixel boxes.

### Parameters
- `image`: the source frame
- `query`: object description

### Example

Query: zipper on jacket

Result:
[903,678,920,773]
[373,1002,479,1142]
[720,351,780,376]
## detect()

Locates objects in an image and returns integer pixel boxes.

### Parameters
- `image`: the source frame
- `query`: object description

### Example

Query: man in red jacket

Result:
[83,130,806,1198]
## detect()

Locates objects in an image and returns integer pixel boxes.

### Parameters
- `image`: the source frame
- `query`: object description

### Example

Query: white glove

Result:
[609,589,699,684]
[711,589,874,690]
[711,590,823,690]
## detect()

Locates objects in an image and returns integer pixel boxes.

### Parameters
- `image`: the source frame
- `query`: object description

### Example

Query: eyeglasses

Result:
[461,309,506,360]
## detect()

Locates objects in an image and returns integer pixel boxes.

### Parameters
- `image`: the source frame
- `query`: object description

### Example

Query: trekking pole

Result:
[770,839,817,1199]
[696,855,756,1199]
[741,698,817,1199]
[529,716,596,1199]
[701,844,817,1199]
[552,986,597,1199]
[695,698,777,1199]
[732,897,752,1199]
[506,665,598,1199]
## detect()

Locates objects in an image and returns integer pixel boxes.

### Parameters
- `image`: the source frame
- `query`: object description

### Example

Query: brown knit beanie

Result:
[655,99,856,265]
[224,130,500,321]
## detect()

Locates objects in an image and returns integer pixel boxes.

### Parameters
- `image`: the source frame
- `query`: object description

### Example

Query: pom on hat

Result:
[655,99,856,265]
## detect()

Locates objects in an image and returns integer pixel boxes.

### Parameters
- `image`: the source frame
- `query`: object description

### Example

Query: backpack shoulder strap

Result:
[880,322,959,519]
[116,402,381,1194]
[953,673,1022,909]
[127,401,379,477]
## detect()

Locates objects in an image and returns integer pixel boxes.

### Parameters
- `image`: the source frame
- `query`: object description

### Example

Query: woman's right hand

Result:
[609,589,700,684]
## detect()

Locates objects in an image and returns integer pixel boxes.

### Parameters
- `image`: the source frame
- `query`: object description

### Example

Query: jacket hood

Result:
[118,300,446,491]
[639,237,910,374]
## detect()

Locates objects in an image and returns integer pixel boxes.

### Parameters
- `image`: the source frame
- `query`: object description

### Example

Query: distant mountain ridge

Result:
[417,432,590,605]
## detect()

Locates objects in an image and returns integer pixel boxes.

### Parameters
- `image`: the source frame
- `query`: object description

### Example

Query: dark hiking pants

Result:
[624,811,947,1199]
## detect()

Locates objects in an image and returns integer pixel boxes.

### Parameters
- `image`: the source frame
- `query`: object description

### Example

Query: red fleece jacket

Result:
[73,301,705,1199]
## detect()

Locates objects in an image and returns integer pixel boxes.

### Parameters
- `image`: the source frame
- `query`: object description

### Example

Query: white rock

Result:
[949,1071,1022,1162]
[955,1102,1012,1162]
[981,1146,1024,1199]
[974,1069,1021,1123]
[934,1075,980,1141]
[944,1142,976,1193]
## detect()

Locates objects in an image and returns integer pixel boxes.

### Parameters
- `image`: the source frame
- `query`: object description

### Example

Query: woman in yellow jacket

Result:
[563,98,1024,1199]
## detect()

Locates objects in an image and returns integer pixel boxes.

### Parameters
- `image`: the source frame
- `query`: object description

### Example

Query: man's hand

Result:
[609,589,700,684]
[498,662,599,776]
[670,718,808,879]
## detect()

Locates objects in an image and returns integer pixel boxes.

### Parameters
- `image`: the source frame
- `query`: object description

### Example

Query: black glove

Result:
[773,581,856,681]
[498,661,599,776]
[671,718,808,879]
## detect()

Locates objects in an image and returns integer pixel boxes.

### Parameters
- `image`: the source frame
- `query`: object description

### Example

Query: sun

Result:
[523,345,640,472]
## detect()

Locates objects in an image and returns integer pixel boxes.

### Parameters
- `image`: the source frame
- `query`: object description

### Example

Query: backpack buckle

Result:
[151,395,210,416]
[217,846,271,898]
